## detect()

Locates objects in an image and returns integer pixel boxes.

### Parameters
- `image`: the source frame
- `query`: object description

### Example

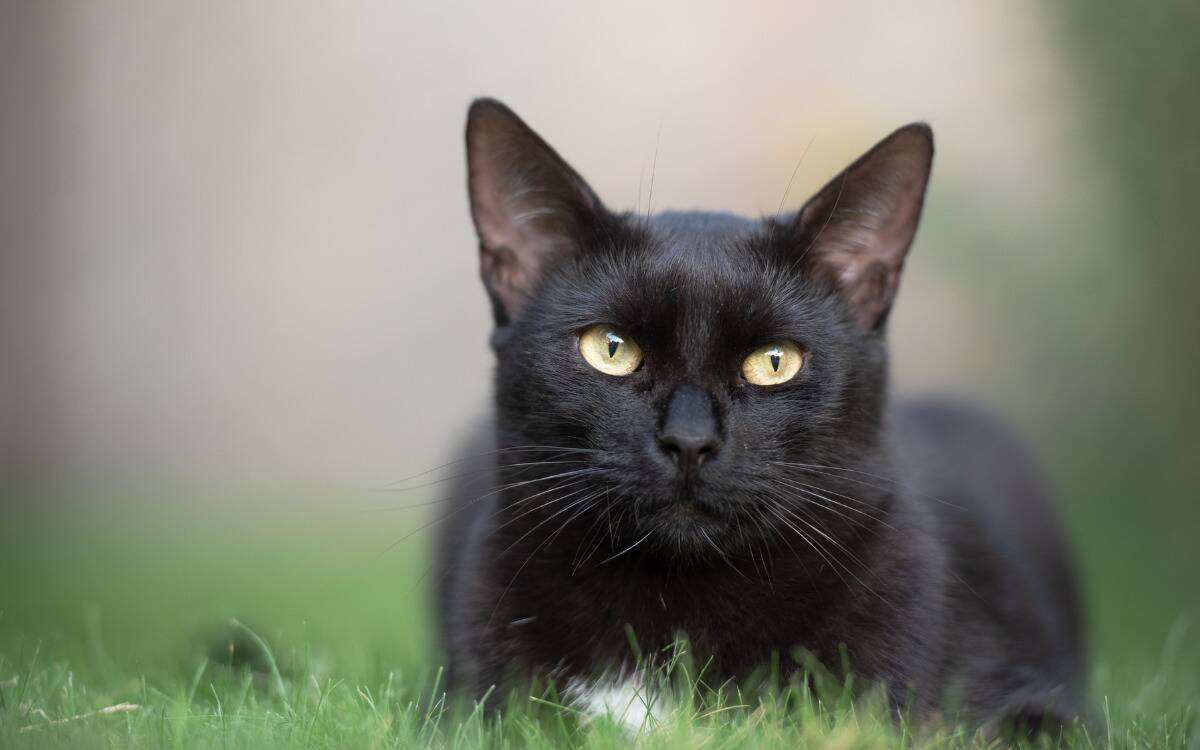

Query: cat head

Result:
[465,98,932,562]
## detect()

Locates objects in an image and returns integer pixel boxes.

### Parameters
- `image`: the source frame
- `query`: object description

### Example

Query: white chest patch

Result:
[566,673,669,732]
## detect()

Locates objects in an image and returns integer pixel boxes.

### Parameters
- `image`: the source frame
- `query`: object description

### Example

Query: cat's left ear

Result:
[791,124,934,331]
[466,98,606,326]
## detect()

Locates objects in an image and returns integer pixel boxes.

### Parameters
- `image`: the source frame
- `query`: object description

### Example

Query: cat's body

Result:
[436,101,1084,728]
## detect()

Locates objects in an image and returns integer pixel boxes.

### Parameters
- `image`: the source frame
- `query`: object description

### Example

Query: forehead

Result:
[544,211,834,349]
[646,210,760,255]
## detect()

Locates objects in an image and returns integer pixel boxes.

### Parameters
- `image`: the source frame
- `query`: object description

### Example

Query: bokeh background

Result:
[2,0,1197,712]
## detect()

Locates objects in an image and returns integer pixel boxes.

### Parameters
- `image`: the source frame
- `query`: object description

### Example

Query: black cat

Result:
[436,98,1084,728]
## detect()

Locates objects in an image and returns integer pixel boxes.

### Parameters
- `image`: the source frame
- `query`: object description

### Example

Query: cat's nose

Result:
[659,431,720,479]
[658,384,721,479]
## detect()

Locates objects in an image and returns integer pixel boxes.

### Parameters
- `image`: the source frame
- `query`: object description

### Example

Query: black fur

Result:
[436,99,1084,727]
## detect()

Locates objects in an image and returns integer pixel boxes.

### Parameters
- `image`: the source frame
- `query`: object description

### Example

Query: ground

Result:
[1,486,1195,748]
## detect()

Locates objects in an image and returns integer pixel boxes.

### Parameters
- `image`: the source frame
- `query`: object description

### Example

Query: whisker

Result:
[571,498,618,572]
[766,490,869,568]
[791,172,847,270]
[770,461,966,510]
[645,119,662,224]
[766,494,894,609]
[495,489,606,561]
[545,492,607,548]
[406,481,593,595]
[776,496,874,551]
[382,445,600,488]
[699,528,749,581]
[489,491,606,623]
[381,457,592,496]
[762,499,849,589]
[777,134,816,214]
[371,466,600,513]
[595,529,654,567]
[781,503,871,573]
[493,482,595,533]
[745,512,778,588]
[775,478,894,531]
[756,505,809,579]
[372,468,600,560]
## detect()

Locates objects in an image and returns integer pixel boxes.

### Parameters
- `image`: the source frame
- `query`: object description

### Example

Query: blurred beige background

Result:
[2,1,1100,489]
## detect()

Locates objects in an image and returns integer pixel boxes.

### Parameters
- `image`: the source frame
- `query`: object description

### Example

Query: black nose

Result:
[658,384,721,479]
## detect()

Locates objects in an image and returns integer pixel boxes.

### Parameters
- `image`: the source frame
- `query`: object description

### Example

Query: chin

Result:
[640,500,739,561]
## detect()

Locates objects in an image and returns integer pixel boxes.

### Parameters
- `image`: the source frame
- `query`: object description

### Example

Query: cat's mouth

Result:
[645,498,728,533]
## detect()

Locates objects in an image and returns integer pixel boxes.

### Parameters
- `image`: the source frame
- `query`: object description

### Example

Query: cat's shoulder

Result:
[889,396,1035,472]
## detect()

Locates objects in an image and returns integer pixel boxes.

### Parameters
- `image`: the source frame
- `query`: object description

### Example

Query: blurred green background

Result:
[1,0,1197,728]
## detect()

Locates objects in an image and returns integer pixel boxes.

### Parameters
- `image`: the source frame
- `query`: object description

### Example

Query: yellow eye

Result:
[742,341,804,385]
[579,324,643,376]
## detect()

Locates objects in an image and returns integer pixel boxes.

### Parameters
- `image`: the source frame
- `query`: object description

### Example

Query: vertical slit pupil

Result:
[606,333,621,358]
[769,351,781,372]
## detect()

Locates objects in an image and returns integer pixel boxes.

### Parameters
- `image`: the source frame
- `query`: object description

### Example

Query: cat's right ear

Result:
[466,99,605,326]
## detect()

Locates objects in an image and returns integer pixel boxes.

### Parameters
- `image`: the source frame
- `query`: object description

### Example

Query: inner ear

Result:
[792,124,934,331]
[466,99,606,325]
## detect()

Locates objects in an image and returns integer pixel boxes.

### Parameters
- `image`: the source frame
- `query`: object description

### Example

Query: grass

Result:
[0,485,1196,748]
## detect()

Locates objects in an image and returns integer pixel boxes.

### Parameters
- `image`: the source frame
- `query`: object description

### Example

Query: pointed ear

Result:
[466,98,606,325]
[792,123,933,331]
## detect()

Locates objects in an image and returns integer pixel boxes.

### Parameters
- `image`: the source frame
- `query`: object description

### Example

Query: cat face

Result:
[465,99,932,561]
